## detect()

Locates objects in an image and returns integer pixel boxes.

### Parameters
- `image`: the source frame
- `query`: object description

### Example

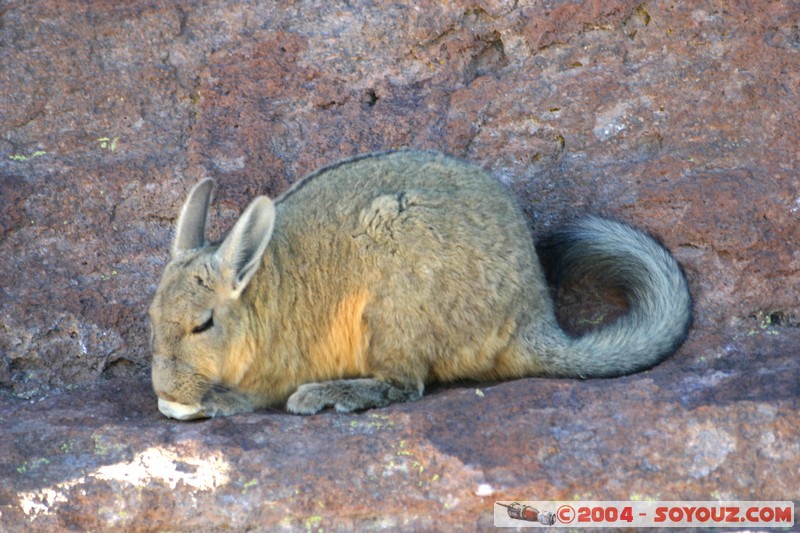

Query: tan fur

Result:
[149,150,692,419]
[309,290,372,380]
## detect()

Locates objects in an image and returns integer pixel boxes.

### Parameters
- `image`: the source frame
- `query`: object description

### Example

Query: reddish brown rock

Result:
[1,0,798,530]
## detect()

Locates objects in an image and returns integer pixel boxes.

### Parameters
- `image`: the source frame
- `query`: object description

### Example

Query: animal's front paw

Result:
[286,383,334,415]
[200,385,254,418]
[286,379,411,414]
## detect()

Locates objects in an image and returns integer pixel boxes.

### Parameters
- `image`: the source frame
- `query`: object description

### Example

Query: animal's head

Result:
[149,179,275,419]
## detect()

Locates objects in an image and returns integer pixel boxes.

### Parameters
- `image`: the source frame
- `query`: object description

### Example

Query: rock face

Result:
[1,0,798,530]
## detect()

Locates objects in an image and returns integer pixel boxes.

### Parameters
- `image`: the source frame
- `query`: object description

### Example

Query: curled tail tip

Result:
[538,216,692,378]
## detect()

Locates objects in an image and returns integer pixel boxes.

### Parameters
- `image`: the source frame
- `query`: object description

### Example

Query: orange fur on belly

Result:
[308,290,371,380]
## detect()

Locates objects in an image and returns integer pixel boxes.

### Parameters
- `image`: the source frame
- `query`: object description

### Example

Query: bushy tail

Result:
[536,217,692,378]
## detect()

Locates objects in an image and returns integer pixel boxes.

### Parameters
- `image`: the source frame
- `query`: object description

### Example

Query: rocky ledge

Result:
[2,331,798,530]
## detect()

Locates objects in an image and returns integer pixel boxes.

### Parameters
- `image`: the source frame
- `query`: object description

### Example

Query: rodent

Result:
[148,150,692,420]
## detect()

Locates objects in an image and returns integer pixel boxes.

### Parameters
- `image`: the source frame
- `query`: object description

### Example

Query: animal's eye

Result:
[192,315,214,334]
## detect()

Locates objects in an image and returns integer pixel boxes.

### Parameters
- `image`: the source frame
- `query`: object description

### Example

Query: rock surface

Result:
[1,0,798,530]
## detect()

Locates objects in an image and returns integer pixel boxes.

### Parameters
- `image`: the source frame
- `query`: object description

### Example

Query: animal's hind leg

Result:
[286,378,423,414]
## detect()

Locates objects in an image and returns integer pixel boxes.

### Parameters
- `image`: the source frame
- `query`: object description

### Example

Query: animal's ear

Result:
[215,196,276,299]
[173,179,215,257]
